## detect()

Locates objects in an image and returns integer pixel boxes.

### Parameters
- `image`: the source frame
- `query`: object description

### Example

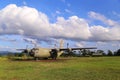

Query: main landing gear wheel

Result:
[34,57,39,61]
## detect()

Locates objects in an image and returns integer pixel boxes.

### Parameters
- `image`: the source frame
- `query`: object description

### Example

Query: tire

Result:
[34,57,39,61]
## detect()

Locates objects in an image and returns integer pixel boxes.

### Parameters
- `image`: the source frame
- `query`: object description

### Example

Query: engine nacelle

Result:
[67,48,72,52]
[50,49,58,59]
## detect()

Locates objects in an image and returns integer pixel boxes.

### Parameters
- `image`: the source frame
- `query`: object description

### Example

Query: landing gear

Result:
[43,58,48,60]
[34,57,39,61]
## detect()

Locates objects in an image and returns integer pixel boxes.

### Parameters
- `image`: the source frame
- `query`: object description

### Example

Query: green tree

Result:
[116,49,120,56]
[18,53,25,57]
[81,49,87,56]
[87,50,92,56]
[97,50,105,55]
[0,54,2,57]
[7,53,14,59]
[107,50,113,56]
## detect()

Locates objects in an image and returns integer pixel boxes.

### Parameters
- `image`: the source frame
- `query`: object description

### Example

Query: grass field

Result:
[0,57,120,80]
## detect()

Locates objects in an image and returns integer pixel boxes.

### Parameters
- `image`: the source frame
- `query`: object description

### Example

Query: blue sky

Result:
[0,0,120,52]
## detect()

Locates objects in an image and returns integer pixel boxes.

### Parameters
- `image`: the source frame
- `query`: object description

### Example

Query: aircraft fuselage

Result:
[28,48,63,60]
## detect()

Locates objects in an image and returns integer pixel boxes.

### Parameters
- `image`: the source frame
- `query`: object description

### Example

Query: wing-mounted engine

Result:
[22,49,35,57]
[50,49,58,59]
[29,48,39,57]
[67,48,72,52]
[29,49,35,57]
[17,49,31,56]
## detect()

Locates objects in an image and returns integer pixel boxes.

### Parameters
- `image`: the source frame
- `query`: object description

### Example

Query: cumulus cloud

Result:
[23,38,37,44]
[23,1,27,5]
[75,42,85,47]
[89,11,120,41]
[0,4,92,42]
[88,11,117,26]
[90,25,110,41]
[0,4,51,37]
[0,4,120,44]
[51,16,91,40]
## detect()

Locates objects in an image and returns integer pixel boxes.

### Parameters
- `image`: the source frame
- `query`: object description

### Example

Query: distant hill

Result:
[0,51,14,55]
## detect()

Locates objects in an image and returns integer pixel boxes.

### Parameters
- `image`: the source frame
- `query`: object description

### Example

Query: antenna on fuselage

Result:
[67,43,69,48]
[54,44,57,48]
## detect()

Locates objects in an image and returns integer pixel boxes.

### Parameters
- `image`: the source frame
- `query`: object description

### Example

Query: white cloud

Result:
[90,25,120,41]
[88,11,117,26]
[0,36,16,42]
[23,1,27,5]
[75,42,85,47]
[0,4,51,38]
[56,10,61,14]
[23,38,37,45]
[96,41,107,46]
[65,9,72,14]
[90,25,110,41]
[89,11,120,41]
[112,11,120,18]
[51,16,92,40]
[0,4,92,42]
[0,4,120,45]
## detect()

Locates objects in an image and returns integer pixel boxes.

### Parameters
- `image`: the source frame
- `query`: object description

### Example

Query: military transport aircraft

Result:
[17,40,97,60]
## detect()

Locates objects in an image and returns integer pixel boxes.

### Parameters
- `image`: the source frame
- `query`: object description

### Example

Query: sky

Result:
[0,0,120,52]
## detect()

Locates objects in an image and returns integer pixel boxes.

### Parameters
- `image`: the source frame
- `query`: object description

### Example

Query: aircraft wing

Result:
[59,47,97,51]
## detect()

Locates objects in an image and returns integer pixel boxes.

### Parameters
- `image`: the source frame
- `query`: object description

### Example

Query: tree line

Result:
[61,49,120,57]
[0,49,120,58]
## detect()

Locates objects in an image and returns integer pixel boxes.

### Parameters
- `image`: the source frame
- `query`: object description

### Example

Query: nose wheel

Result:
[34,57,39,61]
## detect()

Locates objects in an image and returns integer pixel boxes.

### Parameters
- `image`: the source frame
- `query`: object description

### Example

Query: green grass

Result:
[0,57,120,80]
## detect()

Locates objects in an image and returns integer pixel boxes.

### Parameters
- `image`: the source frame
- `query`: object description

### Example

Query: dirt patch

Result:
[11,58,71,62]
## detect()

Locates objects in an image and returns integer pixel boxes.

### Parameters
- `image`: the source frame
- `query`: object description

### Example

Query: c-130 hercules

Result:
[18,40,97,60]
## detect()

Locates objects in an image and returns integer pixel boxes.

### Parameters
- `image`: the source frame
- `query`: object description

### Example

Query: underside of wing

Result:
[59,47,97,51]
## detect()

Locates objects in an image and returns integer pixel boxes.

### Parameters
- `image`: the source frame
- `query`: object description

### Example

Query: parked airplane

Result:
[17,40,97,60]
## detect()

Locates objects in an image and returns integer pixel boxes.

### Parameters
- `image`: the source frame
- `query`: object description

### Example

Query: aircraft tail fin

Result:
[59,39,64,49]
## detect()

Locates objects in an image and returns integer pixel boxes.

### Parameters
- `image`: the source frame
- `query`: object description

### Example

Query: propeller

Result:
[16,45,31,56]
[50,49,58,60]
